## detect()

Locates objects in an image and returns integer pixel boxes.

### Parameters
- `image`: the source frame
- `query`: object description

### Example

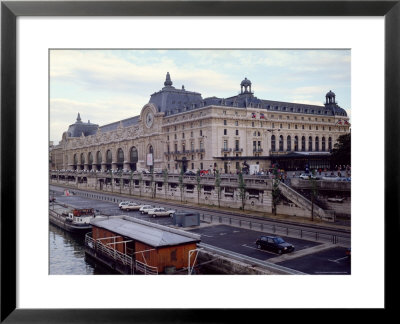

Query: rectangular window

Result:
[235,120,238,126]
[295,125,298,129]
[200,130,203,136]
[223,140,228,149]
[235,129,239,136]
[224,120,227,125]
[224,129,227,135]
[235,140,239,150]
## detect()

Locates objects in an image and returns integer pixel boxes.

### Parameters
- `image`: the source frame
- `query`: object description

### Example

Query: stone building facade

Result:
[52,73,350,174]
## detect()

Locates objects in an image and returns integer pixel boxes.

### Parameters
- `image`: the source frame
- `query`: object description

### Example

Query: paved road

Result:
[50,186,351,275]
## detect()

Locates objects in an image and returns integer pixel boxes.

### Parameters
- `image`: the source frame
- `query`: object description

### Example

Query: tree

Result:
[138,172,142,197]
[271,167,281,215]
[117,170,122,194]
[178,168,184,202]
[108,169,114,193]
[163,168,169,199]
[310,169,319,221]
[237,172,246,210]
[215,169,222,208]
[196,169,202,204]
[331,133,351,166]
[129,170,133,196]
[149,168,156,198]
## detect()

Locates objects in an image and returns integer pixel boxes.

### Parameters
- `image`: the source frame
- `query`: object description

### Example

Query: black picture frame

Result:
[1,1,398,322]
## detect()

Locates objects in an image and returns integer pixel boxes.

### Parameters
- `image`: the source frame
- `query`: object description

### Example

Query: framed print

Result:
[1,0,399,322]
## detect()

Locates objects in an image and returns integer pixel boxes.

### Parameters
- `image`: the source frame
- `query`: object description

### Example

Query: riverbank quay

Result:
[50,171,350,223]
[52,191,313,275]
[50,183,350,232]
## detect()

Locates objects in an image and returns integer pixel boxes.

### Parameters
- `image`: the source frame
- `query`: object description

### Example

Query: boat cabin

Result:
[68,208,96,224]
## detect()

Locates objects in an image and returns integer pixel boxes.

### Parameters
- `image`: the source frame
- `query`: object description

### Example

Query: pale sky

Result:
[50,49,351,144]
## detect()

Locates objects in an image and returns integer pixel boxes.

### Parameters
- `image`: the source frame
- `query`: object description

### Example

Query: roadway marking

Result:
[241,244,277,255]
[201,234,214,238]
[242,244,259,251]
[328,256,349,263]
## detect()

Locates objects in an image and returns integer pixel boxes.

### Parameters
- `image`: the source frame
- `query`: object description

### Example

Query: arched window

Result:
[294,136,299,151]
[279,135,284,151]
[106,150,112,164]
[73,154,78,165]
[130,147,138,163]
[80,153,85,164]
[322,137,326,151]
[287,135,291,151]
[328,137,332,151]
[117,148,124,163]
[315,137,319,152]
[308,136,313,151]
[301,136,306,151]
[96,151,102,164]
[271,135,276,152]
[88,152,93,165]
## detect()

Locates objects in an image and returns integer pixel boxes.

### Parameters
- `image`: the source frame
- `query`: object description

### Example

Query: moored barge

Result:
[49,205,100,234]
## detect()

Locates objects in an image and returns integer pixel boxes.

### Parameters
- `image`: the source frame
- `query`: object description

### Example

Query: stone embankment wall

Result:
[196,250,282,275]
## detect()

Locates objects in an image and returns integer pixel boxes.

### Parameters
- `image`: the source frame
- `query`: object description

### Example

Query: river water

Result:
[49,223,114,275]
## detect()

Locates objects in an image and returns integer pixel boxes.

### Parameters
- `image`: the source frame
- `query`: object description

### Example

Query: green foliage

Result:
[331,133,351,166]
[271,166,281,215]
[310,169,319,221]
[196,169,202,204]
[238,172,246,210]
[178,168,184,202]
[215,169,221,207]
[163,168,169,197]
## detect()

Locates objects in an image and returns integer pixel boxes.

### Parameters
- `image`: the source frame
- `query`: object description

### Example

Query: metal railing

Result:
[199,214,350,246]
[85,233,158,274]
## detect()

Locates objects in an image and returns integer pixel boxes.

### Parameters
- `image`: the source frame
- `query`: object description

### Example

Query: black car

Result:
[255,236,295,254]
[184,170,196,176]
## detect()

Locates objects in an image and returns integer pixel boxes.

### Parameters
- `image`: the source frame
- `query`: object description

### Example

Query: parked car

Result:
[255,236,295,254]
[148,207,176,218]
[139,205,155,214]
[118,201,133,209]
[299,173,311,180]
[184,170,196,176]
[121,202,141,211]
